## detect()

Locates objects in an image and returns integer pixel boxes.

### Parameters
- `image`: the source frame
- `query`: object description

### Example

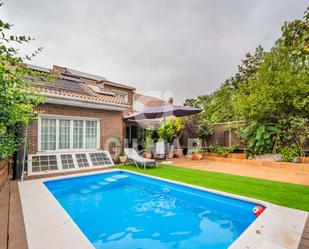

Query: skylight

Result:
[28,150,114,175]
[89,85,115,96]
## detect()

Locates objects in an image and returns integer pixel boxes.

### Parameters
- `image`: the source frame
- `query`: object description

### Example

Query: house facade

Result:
[26,64,136,175]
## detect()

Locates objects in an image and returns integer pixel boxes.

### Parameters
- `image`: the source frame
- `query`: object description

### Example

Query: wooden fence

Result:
[205,121,309,151]
[179,120,246,149]
[0,160,9,191]
[206,121,246,148]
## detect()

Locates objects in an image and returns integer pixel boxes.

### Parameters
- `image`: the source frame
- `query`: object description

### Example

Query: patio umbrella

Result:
[124,104,202,120]
[124,104,202,159]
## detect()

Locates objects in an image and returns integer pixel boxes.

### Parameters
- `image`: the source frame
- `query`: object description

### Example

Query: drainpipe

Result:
[20,124,28,181]
[163,114,167,160]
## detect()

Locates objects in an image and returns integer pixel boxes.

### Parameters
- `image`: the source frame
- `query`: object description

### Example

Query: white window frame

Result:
[27,150,114,176]
[39,118,57,151]
[38,114,101,153]
[58,119,71,150]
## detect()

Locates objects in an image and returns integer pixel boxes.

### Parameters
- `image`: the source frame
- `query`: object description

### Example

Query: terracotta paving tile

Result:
[171,157,309,186]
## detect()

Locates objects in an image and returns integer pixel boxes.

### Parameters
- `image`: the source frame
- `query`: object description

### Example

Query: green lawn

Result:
[116,164,309,212]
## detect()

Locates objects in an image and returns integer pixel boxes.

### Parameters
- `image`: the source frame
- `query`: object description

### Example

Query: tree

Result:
[185,5,309,155]
[233,6,309,154]
[225,45,266,90]
[196,119,213,147]
[233,7,309,123]
[0,4,45,160]
[158,117,184,144]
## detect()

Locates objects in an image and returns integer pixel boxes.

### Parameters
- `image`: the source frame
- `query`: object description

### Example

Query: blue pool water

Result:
[44,171,259,249]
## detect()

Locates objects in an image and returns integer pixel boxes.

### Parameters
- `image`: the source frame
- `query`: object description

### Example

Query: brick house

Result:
[25,64,136,175]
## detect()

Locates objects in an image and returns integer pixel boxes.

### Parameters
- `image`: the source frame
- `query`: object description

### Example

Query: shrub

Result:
[280,146,300,162]
[208,144,235,155]
[240,121,280,155]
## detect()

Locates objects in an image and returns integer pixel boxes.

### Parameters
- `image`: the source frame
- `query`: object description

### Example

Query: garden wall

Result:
[0,160,9,191]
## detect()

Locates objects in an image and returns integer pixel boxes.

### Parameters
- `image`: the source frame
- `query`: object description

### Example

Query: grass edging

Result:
[117,164,309,212]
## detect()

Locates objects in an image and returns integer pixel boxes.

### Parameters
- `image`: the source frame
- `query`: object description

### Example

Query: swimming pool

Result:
[44,171,260,249]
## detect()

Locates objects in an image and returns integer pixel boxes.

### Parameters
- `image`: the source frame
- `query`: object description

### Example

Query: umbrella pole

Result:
[164,114,167,160]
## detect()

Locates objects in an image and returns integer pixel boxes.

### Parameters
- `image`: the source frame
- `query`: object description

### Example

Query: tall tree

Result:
[233,8,309,123]
[0,4,45,160]
[233,6,309,155]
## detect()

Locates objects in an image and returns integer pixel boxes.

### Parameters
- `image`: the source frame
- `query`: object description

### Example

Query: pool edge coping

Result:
[18,168,309,249]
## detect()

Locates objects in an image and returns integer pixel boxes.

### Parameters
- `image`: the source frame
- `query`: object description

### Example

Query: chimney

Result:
[167,97,173,105]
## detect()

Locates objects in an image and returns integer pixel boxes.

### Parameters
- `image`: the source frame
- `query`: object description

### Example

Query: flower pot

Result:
[168,152,174,159]
[145,152,152,159]
[175,148,183,158]
[119,156,127,163]
[192,152,203,160]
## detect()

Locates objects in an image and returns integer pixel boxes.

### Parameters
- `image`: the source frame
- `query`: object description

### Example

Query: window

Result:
[41,119,56,150]
[59,120,70,149]
[31,155,58,172]
[73,120,84,149]
[86,121,97,149]
[76,153,89,168]
[39,116,99,151]
[114,91,128,103]
[60,154,75,169]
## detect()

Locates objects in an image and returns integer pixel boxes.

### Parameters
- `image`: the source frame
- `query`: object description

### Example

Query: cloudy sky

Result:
[1,0,307,103]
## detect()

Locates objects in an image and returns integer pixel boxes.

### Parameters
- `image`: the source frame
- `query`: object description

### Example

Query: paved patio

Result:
[169,157,309,186]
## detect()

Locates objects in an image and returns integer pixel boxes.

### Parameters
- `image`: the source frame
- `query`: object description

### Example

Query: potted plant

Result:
[118,151,127,163]
[142,137,155,159]
[141,139,153,159]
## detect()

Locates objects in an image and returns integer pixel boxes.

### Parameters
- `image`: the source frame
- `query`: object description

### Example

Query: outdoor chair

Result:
[124,148,157,170]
